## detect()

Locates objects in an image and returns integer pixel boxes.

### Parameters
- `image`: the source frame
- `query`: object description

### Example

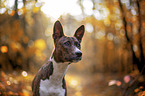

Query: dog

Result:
[32,20,85,96]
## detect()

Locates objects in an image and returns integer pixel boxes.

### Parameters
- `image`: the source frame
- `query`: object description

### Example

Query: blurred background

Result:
[0,0,145,96]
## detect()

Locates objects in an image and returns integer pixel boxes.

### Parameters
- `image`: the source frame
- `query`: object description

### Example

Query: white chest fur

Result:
[39,58,69,96]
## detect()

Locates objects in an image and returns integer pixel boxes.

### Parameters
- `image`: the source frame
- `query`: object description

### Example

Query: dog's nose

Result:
[75,52,82,57]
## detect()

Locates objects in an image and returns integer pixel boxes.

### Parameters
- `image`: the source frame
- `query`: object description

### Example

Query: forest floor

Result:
[0,70,144,96]
[66,72,122,96]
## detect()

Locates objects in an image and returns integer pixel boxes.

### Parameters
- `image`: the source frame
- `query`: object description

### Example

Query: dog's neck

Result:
[49,56,69,85]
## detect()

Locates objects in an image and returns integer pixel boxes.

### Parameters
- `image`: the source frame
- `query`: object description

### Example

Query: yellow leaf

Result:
[0,46,8,53]
[10,10,15,16]
[116,81,121,86]
[22,7,26,14]
[34,39,46,51]
[33,7,39,13]
[134,88,139,93]
[22,89,29,96]
[138,91,145,96]
[8,91,13,95]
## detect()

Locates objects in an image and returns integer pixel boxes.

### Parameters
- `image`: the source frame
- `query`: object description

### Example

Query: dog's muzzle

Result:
[75,51,82,57]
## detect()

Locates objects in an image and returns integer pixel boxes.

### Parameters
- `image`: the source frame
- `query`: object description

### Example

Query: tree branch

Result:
[118,0,130,42]
[136,0,145,74]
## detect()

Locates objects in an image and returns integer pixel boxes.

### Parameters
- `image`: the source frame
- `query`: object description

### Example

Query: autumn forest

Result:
[0,0,145,96]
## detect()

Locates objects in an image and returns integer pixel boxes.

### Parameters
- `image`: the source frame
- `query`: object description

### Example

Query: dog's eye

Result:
[75,42,80,48]
[64,41,70,46]
[77,43,80,48]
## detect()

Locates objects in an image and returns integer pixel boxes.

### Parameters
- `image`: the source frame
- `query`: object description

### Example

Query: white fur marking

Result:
[39,58,69,96]
[40,79,65,96]
[74,47,81,53]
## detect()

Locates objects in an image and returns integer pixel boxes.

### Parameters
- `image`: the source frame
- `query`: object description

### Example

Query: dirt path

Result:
[66,72,122,96]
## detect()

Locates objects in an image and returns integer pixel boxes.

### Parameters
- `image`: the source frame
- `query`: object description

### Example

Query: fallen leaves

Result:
[108,80,121,86]
[0,46,8,53]
[123,75,130,83]
[134,86,145,96]
[0,71,32,96]
[108,73,145,96]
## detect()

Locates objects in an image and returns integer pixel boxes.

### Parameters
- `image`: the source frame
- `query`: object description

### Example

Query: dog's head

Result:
[52,21,85,63]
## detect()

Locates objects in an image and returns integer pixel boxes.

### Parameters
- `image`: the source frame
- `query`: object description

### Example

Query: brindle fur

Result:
[32,61,67,96]
[53,36,81,63]
[32,61,53,96]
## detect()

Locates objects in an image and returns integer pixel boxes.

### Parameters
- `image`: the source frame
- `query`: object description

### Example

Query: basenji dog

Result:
[32,20,85,96]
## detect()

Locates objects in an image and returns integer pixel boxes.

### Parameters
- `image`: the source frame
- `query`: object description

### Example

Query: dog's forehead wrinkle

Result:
[68,37,79,43]
[59,37,69,42]
[58,37,78,44]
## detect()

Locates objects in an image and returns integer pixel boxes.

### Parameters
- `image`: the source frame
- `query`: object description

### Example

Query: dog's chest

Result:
[39,79,65,96]
[39,59,69,96]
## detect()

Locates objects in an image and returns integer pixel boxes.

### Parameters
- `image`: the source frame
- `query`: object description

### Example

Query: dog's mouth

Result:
[65,56,82,63]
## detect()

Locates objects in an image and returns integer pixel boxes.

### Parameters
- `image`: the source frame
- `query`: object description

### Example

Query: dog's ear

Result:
[53,21,64,41]
[74,25,85,43]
